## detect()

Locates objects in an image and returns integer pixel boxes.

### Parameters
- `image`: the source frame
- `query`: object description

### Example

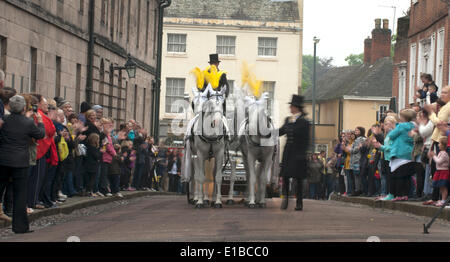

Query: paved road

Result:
[2,195,450,242]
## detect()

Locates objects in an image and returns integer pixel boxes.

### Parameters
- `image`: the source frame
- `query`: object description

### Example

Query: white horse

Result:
[187,87,228,208]
[238,93,277,208]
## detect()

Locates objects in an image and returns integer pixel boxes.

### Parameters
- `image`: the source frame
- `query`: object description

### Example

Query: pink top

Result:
[433,151,449,171]
[102,135,117,163]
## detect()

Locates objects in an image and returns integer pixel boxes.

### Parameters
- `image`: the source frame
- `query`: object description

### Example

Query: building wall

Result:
[160,19,301,139]
[393,0,449,110]
[0,0,159,131]
[342,99,389,132]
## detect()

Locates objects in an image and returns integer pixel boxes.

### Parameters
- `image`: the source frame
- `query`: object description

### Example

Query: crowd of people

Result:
[313,74,449,208]
[0,69,186,233]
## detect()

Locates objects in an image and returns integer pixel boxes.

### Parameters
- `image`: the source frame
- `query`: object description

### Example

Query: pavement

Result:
[330,194,450,221]
[1,195,450,242]
[0,190,175,229]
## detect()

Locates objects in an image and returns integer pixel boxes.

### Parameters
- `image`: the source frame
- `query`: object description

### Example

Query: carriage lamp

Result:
[110,54,137,79]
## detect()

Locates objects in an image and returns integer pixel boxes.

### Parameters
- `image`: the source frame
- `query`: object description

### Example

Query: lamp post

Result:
[312,36,320,152]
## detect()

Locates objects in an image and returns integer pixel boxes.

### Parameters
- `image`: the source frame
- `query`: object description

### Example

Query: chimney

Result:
[375,18,381,29]
[370,18,391,63]
[364,37,372,64]
[383,19,389,30]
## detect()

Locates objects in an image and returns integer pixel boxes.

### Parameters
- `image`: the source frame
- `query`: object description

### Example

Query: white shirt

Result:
[169,161,178,175]
[389,158,411,173]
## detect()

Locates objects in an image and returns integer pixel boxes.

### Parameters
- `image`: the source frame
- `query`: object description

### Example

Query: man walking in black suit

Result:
[279,95,311,211]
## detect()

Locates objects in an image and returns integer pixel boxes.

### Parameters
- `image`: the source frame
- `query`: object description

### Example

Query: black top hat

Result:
[289,95,305,108]
[208,54,221,64]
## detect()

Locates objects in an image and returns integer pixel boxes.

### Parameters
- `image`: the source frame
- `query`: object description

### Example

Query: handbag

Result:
[420,147,429,164]
[78,143,87,156]
[58,136,69,161]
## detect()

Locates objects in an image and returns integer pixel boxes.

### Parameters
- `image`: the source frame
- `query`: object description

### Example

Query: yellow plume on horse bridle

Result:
[203,65,226,90]
[190,67,204,90]
[241,61,262,98]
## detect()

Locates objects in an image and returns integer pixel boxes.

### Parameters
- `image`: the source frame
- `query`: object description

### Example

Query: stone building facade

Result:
[159,0,303,144]
[393,0,450,111]
[0,0,161,131]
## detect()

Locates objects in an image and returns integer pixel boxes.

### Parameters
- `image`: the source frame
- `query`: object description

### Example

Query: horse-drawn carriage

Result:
[181,63,279,209]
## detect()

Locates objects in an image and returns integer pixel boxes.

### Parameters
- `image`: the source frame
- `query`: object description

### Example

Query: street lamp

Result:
[110,54,137,79]
[312,36,320,152]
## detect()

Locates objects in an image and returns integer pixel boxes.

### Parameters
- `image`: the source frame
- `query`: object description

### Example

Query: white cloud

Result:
[303,0,411,66]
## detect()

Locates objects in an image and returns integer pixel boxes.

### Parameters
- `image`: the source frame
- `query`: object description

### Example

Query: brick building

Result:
[393,0,450,111]
[0,0,163,131]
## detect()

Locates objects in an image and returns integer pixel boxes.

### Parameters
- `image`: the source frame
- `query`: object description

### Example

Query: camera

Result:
[32,105,38,113]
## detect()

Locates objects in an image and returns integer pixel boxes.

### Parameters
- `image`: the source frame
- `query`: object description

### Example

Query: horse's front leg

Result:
[193,154,206,208]
[214,150,224,208]
[257,153,273,208]
[226,157,236,205]
[247,152,257,208]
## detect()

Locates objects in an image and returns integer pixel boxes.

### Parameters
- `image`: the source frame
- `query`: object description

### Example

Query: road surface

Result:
[1,195,450,242]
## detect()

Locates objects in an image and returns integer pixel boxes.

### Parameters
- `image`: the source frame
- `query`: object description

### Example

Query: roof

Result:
[303,57,393,102]
[165,0,299,23]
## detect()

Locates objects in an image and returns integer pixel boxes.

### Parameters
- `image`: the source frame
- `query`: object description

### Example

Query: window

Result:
[258,37,277,57]
[217,36,236,55]
[378,104,388,121]
[75,64,81,113]
[119,0,124,36]
[55,56,62,97]
[79,0,84,15]
[127,0,131,43]
[398,67,406,110]
[145,0,149,54]
[134,84,138,120]
[101,0,107,25]
[110,0,116,40]
[262,81,275,115]
[142,87,147,126]
[165,78,185,113]
[167,34,186,53]
[409,43,417,104]
[99,59,105,105]
[30,47,37,93]
[136,0,141,49]
[436,28,445,92]
[0,35,6,71]
[108,65,114,117]
[153,8,158,58]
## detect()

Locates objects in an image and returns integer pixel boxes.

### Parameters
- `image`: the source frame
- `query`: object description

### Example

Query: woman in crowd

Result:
[0,95,45,233]
[417,109,434,200]
[347,127,366,197]
[375,109,416,201]
[343,131,354,196]
[28,94,58,210]
[109,144,123,197]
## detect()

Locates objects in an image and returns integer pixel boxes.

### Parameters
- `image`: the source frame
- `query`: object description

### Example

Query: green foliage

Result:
[345,53,364,66]
[301,55,334,93]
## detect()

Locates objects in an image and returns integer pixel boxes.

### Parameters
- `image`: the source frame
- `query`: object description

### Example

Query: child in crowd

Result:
[84,133,105,197]
[428,137,450,207]
[109,144,123,197]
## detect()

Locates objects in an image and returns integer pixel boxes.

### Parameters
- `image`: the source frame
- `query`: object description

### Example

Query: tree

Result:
[301,55,335,93]
[345,53,364,66]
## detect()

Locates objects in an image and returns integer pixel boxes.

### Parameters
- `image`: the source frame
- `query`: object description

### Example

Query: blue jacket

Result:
[386,122,415,161]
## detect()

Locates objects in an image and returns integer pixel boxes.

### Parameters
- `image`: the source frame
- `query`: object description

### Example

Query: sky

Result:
[303,0,412,66]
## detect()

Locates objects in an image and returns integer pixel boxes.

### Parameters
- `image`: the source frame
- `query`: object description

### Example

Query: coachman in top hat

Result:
[278,95,310,211]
